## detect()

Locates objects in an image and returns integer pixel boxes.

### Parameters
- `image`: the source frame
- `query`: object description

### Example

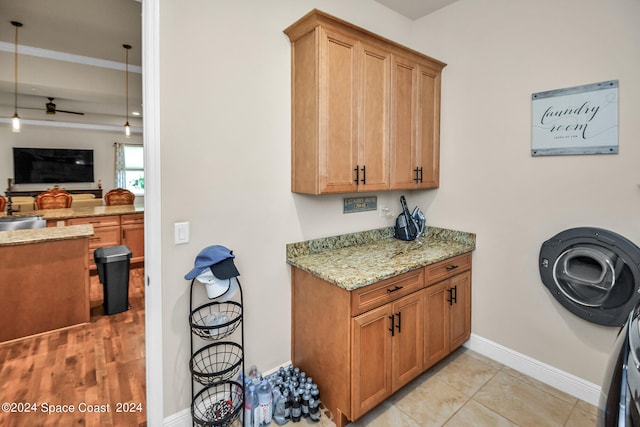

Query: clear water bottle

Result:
[245,385,259,427]
[257,379,273,425]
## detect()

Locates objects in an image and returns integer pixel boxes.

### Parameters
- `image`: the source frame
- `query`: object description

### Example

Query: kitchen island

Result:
[2,204,145,268]
[287,226,476,427]
[0,224,94,342]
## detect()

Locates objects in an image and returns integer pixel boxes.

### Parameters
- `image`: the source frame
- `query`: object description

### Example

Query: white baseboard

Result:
[464,333,601,406]
[163,340,604,425]
[163,407,191,427]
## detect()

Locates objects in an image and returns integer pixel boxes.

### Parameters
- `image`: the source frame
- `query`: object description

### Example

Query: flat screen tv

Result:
[13,147,94,184]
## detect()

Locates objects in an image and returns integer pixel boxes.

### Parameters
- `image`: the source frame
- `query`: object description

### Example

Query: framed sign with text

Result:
[531,80,618,156]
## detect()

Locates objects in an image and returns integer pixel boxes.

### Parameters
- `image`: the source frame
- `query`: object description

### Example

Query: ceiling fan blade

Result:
[54,109,85,115]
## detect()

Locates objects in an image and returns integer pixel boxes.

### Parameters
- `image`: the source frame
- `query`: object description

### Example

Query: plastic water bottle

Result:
[257,379,273,425]
[309,398,320,422]
[244,385,259,427]
[291,391,301,423]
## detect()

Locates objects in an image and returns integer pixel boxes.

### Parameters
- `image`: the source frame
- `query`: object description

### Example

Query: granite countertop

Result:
[0,224,94,247]
[30,204,144,220]
[286,226,476,290]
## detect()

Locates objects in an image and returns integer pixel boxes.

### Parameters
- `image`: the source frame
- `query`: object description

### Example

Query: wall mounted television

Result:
[13,147,94,184]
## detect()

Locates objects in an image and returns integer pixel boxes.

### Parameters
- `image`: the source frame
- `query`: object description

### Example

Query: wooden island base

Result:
[0,236,90,343]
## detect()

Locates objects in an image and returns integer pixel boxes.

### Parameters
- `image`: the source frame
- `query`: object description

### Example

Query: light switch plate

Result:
[174,222,190,244]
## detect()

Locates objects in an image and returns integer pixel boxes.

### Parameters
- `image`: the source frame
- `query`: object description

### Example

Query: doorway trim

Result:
[142,0,164,425]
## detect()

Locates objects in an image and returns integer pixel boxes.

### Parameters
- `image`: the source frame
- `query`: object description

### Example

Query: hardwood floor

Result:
[0,266,146,427]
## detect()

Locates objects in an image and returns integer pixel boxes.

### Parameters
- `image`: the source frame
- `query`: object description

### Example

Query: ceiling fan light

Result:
[12,113,21,133]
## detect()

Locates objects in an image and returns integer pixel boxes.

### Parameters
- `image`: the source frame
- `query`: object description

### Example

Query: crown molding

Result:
[0,41,142,73]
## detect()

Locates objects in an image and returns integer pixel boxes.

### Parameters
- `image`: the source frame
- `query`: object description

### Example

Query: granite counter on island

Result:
[286,226,476,290]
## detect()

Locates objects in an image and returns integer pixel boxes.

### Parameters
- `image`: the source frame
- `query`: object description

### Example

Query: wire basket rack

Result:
[190,342,243,386]
[191,380,243,427]
[190,301,242,340]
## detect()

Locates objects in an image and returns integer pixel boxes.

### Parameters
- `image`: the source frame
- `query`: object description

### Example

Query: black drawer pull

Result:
[446,265,459,271]
[354,165,359,184]
[387,285,403,294]
[396,311,402,333]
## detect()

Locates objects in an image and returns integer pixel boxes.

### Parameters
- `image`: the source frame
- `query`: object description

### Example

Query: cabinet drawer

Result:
[424,253,471,285]
[68,215,121,228]
[88,226,121,249]
[121,213,144,225]
[351,269,424,317]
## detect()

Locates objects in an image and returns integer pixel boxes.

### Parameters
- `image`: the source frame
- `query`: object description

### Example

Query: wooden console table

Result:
[5,189,103,198]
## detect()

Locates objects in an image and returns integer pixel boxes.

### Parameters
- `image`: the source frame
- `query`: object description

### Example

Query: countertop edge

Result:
[0,224,94,247]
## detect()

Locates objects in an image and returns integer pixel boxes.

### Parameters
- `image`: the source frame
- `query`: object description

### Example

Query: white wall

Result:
[412,0,640,385]
[157,0,640,417]
[158,0,423,416]
[0,124,143,194]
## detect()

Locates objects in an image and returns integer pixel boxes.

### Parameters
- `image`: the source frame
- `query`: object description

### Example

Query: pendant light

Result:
[123,44,132,138]
[11,21,23,133]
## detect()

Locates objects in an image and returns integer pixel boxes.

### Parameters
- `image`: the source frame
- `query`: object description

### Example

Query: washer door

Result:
[540,227,640,326]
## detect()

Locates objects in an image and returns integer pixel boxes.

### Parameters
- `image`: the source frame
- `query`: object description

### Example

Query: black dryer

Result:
[539,227,640,327]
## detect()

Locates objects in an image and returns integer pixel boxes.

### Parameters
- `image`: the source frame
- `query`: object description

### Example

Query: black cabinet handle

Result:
[419,167,423,183]
[396,311,402,333]
[354,165,359,184]
[447,286,458,305]
[361,165,366,184]
[446,265,459,271]
[413,167,420,183]
[387,285,403,294]
[389,314,395,336]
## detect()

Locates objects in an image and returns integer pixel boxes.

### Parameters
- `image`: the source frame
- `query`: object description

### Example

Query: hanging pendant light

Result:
[123,44,132,138]
[11,21,23,133]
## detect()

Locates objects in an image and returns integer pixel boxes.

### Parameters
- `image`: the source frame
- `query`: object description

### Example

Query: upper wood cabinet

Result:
[284,10,445,194]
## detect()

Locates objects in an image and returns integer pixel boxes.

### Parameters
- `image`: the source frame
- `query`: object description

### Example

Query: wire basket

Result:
[190,301,242,340]
[190,342,243,386]
[191,380,243,427]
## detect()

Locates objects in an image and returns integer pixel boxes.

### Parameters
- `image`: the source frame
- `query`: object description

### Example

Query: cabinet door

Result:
[423,280,450,369]
[121,214,144,264]
[358,42,390,192]
[318,28,359,194]
[449,271,471,350]
[389,54,418,190]
[351,304,392,420]
[391,291,423,391]
[415,64,441,189]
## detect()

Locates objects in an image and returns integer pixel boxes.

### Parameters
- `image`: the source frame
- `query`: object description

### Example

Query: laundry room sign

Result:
[531,80,618,156]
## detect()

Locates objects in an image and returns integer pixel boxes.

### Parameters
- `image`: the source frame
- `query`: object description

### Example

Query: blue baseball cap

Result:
[185,245,240,280]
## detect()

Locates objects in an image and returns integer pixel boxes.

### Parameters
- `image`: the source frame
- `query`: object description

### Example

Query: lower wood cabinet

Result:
[352,290,423,420]
[121,213,144,264]
[291,252,471,427]
[67,213,144,269]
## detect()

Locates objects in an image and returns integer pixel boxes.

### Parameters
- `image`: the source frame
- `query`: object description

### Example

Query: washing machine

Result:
[539,227,640,327]
[598,302,640,426]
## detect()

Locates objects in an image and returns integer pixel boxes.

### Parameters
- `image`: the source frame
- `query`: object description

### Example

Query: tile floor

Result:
[306,347,598,427]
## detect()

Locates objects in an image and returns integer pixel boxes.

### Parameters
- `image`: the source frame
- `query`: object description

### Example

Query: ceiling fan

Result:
[22,97,85,116]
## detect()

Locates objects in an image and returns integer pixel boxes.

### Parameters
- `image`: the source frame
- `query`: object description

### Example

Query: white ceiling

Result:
[0,0,142,129]
[373,0,459,19]
[0,0,455,130]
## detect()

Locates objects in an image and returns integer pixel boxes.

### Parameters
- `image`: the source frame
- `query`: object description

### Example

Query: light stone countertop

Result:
[286,226,476,290]
[0,224,94,247]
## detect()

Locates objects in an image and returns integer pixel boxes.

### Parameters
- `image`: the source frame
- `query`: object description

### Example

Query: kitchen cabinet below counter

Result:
[287,226,475,427]
[0,225,93,342]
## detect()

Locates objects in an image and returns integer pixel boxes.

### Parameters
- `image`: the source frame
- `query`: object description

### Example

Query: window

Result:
[116,144,144,196]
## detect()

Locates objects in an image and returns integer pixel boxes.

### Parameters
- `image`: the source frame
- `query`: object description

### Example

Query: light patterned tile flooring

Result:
[304,347,598,427]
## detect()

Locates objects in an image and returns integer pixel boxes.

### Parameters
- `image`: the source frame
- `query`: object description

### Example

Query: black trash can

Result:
[94,245,132,315]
